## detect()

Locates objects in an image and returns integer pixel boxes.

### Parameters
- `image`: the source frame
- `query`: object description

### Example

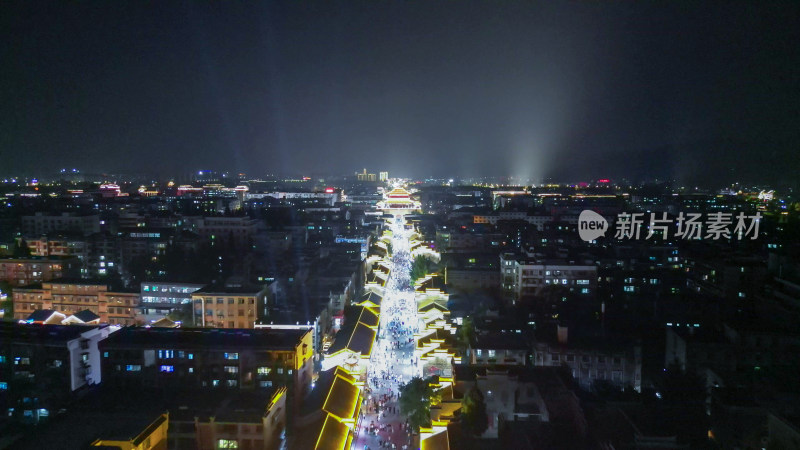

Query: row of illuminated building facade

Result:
[0,321,313,449]
[10,279,269,329]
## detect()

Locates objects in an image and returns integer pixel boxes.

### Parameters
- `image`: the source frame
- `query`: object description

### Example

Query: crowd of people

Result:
[358,217,420,450]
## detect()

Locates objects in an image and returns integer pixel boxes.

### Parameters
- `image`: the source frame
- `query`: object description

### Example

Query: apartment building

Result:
[196,216,259,247]
[0,257,78,287]
[99,327,313,405]
[13,281,139,325]
[21,212,101,237]
[501,253,597,299]
[139,281,205,324]
[0,323,116,425]
[191,285,266,329]
[532,327,642,392]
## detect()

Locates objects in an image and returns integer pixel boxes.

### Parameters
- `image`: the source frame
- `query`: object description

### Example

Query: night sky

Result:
[2,2,798,184]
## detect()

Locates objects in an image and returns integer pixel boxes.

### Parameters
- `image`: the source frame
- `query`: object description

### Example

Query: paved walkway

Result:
[353,340,415,449]
[354,217,419,450]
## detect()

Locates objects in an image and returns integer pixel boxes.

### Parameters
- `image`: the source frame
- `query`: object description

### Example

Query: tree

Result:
[410,255,433,283]
[101,268,124,291]
[399,376,440,432]
[457,316,477,351]
[460,387,489,438]
[167,303,194,326]
[12,239,31,258]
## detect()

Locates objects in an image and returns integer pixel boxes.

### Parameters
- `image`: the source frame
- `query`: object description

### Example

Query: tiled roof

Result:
[101,327,307,350]
[26,309,60,322]
[73,309,100,323]
[356,291,382,307]
[421,429,450,450]
[315,415,351,450]
[328,321,376,356]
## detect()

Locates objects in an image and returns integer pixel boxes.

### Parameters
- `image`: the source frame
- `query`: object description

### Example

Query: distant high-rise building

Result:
[379,171,389,182]
[356,168,377,182]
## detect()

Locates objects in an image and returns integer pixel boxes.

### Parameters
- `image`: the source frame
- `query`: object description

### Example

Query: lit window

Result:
[277,368,283,374]
[126,365,142,371]
[160,365,174,373]
[224,353,239,360]
[224,366,239,374]
[0,382,7,390]
[259,380,273,388]
[257,367,271,375]
[218,439,238,448]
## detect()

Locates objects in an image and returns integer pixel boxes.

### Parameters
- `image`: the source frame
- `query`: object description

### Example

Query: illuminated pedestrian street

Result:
[355,216,420,450]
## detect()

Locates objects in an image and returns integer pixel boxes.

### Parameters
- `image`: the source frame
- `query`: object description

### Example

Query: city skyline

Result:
[1,157,798,448]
